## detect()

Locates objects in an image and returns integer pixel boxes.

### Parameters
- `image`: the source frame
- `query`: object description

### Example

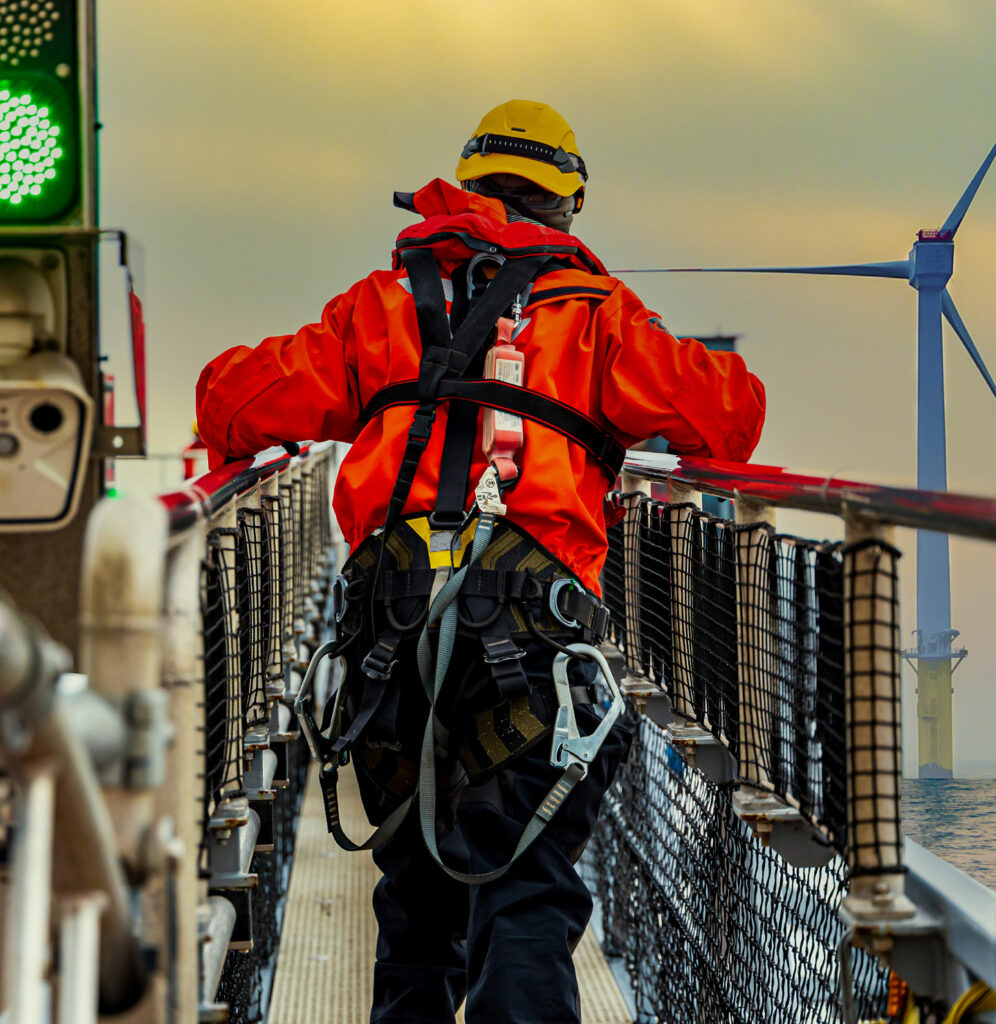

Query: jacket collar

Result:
[392,178,609,276]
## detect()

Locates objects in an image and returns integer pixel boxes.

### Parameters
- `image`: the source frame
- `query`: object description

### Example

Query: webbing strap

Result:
[379,249,550,541]
[363,378,626,482]
[295,636,416,852]
[433,400,478,525]
[318,765,414,853]
[413,509,585,885]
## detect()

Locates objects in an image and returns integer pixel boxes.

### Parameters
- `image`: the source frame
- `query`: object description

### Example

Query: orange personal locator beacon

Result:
[482,316,524,483]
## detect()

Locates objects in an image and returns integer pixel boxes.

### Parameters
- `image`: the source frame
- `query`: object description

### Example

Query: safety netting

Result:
[200,452,335,1019]
[584,493,901,1022]
[583,711,888,1023]
[600,493,903,874]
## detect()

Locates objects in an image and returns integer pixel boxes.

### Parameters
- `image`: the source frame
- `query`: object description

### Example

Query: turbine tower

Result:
[618,142,996,779]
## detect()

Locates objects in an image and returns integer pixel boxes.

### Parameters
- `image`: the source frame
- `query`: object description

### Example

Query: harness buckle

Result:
[361,641,399,681]
[409,404,437,442]
[428,509,467,530]
[482,636,527,665]
[548,577,582,631]
[592,604,612,644]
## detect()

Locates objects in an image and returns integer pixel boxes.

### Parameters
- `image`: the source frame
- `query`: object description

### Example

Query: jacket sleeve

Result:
[596,284,766,460]
[195,281,364,464]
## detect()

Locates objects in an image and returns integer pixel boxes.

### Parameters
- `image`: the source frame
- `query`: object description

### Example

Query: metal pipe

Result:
[622,449,996,541]
[200,896,237,1008]
[5,766,54,1024]
[0,591,146,1013]
[58,893,104,1024]
[161,522,210,1019]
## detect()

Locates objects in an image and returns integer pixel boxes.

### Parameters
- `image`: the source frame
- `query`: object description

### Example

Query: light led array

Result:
[0,87,62,205]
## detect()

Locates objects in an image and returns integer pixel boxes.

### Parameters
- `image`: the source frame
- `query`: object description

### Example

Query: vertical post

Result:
[58,894,104,1024]
[261,473,286,702]
[734,497,776,788]
[6,767,55,1024]
[619,471,650,676]
[841,517,914,920]
[218,498,243,805]
[911,246,957,779]
[666,487,698,720]
[161,521,209,1020]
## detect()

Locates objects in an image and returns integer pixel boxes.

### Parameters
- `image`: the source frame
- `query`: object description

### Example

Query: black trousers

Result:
[348,636,630,1024]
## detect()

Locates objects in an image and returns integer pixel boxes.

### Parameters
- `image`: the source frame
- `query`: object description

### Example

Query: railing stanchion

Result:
[619,472,650,678]
[734,496,776,789]
[5,765,54,1024]
[163,520,210,1016]
[58,893,104,1024]
[840,517,915,923]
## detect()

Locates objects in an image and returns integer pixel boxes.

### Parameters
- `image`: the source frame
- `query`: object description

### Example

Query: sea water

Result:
[902,778,996,890]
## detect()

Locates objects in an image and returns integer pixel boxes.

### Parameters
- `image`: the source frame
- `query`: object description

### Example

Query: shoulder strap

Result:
[380,248,551,538]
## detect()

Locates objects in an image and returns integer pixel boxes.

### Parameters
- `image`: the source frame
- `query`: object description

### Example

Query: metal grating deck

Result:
[268,767,631,1024]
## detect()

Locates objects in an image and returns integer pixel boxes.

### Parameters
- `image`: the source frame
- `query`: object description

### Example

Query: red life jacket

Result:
[195,178,766,592]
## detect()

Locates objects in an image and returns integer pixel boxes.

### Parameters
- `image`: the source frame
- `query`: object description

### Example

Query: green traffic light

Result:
[0,88,64,208]
[0,71,77,226]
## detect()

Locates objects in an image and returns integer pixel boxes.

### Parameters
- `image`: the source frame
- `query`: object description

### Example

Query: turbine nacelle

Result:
[908,235,953,290]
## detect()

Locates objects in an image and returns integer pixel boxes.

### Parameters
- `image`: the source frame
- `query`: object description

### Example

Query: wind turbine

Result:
[617,142,996,779]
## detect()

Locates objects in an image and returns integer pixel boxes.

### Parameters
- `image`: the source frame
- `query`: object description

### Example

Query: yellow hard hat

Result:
[456,100,587,199]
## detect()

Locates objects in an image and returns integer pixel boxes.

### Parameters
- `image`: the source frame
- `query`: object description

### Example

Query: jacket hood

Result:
[392,178,609,276]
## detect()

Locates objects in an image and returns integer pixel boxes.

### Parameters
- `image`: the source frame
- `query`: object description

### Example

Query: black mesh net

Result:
[202,527,244,824]
[603,495,871,854]
[582,713,890,1024]
[201,453,334,1019]
[238,508,272,729]
[587,494,907,1022]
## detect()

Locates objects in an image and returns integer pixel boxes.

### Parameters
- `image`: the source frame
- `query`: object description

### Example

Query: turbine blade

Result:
[613,260,910,279]
[941,288,996,399]
[941,142,996,238]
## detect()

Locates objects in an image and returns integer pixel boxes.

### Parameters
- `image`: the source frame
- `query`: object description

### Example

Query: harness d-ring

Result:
[456,595,505,630]
[384,595,429,634]
[548,577,582,630]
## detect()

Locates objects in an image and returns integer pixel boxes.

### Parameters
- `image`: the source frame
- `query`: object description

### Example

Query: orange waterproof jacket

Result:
[196,179,765,592]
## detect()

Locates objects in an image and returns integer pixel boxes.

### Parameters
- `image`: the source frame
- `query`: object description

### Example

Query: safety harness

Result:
[296,242,624,882]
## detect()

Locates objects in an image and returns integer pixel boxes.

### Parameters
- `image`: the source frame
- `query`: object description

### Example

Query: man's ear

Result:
[573,191,585,214]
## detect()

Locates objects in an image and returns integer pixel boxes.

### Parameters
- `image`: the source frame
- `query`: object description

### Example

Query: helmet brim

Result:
[456,151,584,198]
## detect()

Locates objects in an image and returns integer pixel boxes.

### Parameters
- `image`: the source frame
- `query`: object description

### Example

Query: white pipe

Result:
[6,767,55,1024]
[57,894,104,1024]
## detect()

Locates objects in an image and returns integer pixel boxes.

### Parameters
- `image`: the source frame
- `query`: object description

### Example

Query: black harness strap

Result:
[362,378,626,482]
[379,249,551,541]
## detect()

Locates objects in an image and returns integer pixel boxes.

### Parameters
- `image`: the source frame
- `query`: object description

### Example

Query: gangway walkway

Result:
[268,766,633,1024]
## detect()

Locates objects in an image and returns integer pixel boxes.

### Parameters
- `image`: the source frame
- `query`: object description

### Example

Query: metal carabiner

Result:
[549,643,625,777]
[331,574,350,623]
[295,639,341,763]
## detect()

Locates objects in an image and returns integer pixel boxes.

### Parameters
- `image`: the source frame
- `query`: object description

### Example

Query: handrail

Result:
[623,450,996,540]
[157,442,333,534]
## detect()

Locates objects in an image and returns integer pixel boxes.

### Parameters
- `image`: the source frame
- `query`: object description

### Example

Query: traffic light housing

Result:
[0,0,95,227]
[0,1,102,656]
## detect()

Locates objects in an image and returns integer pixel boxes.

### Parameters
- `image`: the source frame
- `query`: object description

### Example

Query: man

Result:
[196,99,765,1024]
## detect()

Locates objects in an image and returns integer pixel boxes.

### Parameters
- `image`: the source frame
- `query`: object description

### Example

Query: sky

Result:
[95,0,996,774]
